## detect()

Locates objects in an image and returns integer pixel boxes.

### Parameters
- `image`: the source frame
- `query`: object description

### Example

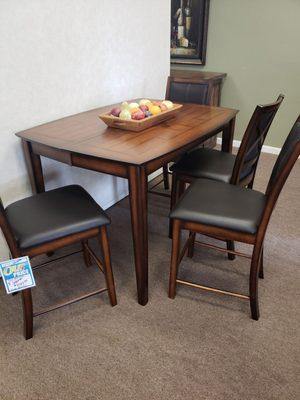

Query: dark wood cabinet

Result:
[167,70,226,147]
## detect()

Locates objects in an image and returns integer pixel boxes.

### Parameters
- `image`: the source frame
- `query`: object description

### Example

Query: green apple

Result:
[162,100,174,110]
[128,102,139,110]
[139,99,151,106]
[121,101,130,110]
[119,109,131,120]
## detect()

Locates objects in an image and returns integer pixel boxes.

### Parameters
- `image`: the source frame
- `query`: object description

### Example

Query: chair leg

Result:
[259,247,264,279]
[187,232,196,258]
[169,220,181,299]
[163,164,170,190]
[247,179,254,189]
[99,226,117,307]
[169,174,185,238]
[249,244,263,320]
[82,240,92,267]
[22,288,33,340]
[226,240,236,260]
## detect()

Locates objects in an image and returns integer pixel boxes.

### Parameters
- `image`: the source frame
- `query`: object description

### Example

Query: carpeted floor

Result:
[0,153,299,400]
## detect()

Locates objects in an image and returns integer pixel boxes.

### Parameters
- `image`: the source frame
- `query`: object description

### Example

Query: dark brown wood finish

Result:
[1,190,117,339]
[169,116,300,320]
[159,71,227,191]
[169,95,284,243]
[167,71,227,148]
[16,102,238,306]
[0,217,117,339]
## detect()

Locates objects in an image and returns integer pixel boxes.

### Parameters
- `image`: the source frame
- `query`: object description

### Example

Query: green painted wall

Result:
[172,0,300,148]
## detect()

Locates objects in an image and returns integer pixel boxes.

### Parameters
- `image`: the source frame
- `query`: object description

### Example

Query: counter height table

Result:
[16,101,238,306]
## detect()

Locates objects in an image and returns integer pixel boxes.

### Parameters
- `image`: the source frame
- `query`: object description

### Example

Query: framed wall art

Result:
[171,0,210,65]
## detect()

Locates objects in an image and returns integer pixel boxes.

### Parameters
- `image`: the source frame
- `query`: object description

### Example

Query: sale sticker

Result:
[0,256,35,294]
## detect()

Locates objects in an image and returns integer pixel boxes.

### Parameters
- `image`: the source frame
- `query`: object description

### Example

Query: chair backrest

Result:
[0,198,19,257]
[231,95,284,186]
[166,76,210,105]
[258,116,300,238]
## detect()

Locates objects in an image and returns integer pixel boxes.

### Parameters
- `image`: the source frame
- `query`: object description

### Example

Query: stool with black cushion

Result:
[168,116,300,320]
[169,95,284,249]
[152,72,226,193]
[0,185,117,339]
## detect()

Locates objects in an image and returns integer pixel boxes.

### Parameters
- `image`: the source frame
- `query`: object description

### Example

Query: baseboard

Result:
[216,138,281,155]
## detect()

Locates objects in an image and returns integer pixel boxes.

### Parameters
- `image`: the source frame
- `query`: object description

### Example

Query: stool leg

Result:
[22,288,33,340]
[226,240,236,260]
[187,232,196,258]
[163,164,170,190]
[169,220,181,299]
[82,240,92,267]
[259,247,264,279]
[249,244,262,320]
[169,174,185,238]
[99,226,117,307]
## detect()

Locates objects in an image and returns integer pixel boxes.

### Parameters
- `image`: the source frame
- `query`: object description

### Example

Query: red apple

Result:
[132,110,145,120]
[152,101,161,106]
[159,103,168,112]
[139,104,149,113]
[110,107,121,117]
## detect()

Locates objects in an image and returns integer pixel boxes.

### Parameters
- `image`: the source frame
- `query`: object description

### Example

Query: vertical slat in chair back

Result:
[258,116,300,238]
[231,95,284,186]
[0,197,20,257]
[266,116,300,197]
[166,76,210,105]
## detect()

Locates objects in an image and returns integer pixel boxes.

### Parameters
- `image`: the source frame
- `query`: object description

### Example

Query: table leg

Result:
[221,117,236,153]
[22,140,45,193]
[128,165,148,305]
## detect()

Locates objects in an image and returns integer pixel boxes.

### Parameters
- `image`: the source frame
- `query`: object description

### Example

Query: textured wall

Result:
[172,0,300,148]
[0,0,170,259]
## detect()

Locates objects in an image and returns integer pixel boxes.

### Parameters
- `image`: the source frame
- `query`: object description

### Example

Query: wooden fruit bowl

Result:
[99,103,183,132]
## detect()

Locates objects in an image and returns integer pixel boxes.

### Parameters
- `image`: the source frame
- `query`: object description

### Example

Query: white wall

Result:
[0,0,170,259]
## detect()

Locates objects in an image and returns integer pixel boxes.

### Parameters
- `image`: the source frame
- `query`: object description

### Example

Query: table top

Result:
[16,101,238,165]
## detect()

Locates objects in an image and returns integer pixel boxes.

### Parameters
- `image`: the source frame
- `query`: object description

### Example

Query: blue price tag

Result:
[0,256,36,294]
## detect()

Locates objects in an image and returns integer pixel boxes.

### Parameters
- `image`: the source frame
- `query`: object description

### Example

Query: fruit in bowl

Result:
[108,99,175,121]
[132,109,145,120]
[139,104,149,113]
[119,109,131,120]
[159,103,168,112]
[128,102,140,110]
[149,105,161,116]
[130,107,140,115]
[162,100,174,110]
[110,107,121,117]
[139,99,152,106]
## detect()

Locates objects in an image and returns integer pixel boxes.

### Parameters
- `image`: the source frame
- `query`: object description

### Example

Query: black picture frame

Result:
[170,0,210,65]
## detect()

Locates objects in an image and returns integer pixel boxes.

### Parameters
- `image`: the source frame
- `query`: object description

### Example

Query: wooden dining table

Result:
[16,101,238,306]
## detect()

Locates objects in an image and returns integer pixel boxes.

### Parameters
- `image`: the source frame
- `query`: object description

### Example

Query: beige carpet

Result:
[0,153,299,400]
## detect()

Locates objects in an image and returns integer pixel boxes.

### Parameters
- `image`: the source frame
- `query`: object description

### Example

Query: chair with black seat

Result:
[159,75,215,191]
[168,116,300,320]
[0,185,117,339]
[169,95,284,245]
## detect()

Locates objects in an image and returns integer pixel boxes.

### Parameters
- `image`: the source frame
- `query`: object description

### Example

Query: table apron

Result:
[28,120,230,179]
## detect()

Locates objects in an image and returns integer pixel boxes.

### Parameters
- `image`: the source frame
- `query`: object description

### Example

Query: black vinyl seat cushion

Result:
[5,185,110,249]
[170,148,236,183]
[170,179,266,234]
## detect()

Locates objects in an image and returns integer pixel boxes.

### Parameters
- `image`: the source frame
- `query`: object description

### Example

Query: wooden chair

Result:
[150,74,220,194]
[159,75,215,191]
[0,185,117,339]
[168,116,300,320]
[169,95,284,245]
